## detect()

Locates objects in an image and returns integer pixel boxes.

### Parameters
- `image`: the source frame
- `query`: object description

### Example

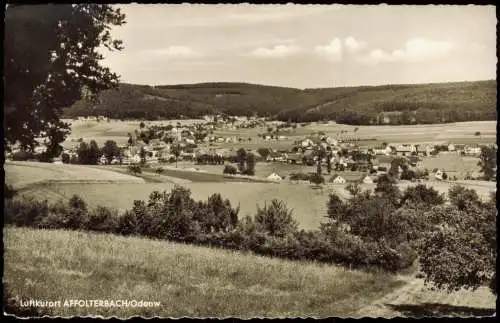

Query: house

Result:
[416,144,434,157]
[354,160,372,171]
[395,144,416,156]
[285,153,303,164]
[325,136,338,146]
[408,156,424,168]
[372,146,392,156]
[331,175,346,184]
[454,144,466,154]
[464,146,481,156]
[435,169,444,180]
[372,155,393,171]
[131,154,141,164]
[362,175,374,184]
[267,151,285,162]
[447,143,456,152]
[301,138,314,148]
[267,173,282,182]
[99,155,107,165]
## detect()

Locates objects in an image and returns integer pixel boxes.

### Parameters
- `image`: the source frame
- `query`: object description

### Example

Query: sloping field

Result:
[19,182,332,230]
[4,162,144,190]
[15,164,495,230]
[4,227,402,318]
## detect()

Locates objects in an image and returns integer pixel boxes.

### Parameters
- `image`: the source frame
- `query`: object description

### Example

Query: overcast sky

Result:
[101,4,496,89]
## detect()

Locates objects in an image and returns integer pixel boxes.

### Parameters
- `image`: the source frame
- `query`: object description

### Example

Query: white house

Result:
[464,146,481,156]
[395,144,416,156]
[301,138,314,148]
[131,154,141,164]
[99,155,107,165]
[435,169,444,180]
[362,175,374,184]
[267,173,282,182]
[331,175,346,184]
[373,146,392,156]
[325,136,338,146]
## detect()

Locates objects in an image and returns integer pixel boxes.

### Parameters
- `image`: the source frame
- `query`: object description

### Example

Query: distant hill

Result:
[64,80,497,125]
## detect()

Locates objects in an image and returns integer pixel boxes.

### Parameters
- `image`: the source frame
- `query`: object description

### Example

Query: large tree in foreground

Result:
[419,192,496,295]
[4,4,126,155]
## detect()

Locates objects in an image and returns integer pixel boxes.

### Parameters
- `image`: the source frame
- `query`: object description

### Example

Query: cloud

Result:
[361,38,454,64]
[344,36,367,52]
[142,5,342,28]
[145,46,202,58]
[249,44,301,58]
[314,38,342,61]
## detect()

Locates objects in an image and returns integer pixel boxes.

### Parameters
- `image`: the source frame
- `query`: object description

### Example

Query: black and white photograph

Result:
[3,3,497,318]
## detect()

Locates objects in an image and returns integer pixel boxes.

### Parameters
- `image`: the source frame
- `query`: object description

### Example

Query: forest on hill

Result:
[64,80,497,125]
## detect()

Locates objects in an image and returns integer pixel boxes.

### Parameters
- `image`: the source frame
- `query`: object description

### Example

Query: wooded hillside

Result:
[64,80,497,125]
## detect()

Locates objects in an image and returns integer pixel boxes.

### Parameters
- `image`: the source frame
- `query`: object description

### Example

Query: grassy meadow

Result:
[4,227,403,318]
[6,161,495,231]
[4,161,144,190]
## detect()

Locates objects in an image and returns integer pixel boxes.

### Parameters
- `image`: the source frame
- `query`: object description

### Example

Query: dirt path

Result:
[354,275,496,318]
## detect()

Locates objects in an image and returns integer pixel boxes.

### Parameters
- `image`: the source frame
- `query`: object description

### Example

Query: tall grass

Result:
[4,227,403,318]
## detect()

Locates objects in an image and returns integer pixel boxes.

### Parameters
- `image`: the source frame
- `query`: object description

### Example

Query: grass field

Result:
[7,160,494,231]
[4,161,144,190]
[421,154,482,179]
[18,182,332,230]
[4,227,403,318]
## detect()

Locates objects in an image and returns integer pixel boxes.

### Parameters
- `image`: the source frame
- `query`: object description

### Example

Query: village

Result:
[13,115,489,187]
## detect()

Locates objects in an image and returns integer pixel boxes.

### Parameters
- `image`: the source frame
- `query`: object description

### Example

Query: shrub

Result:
[4,183,17,200]
[36,152,54,163]
[4,196,49,227]
[401,184,445,207]
[86,206,119,233]
[128,164,142,175]
[223,165,237,175]
[11,151,35,161]
[309,173,325,185]
[254,199,298,238]
[326,193,346,221]
[117,210,138,236]
[62,195,90,230]
[448,185,481,211]
[61,153,70,164]
[257,148,270,159]
[289,172,310,181]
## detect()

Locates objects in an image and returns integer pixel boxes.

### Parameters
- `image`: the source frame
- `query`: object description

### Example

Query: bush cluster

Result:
[5,185,416,272]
